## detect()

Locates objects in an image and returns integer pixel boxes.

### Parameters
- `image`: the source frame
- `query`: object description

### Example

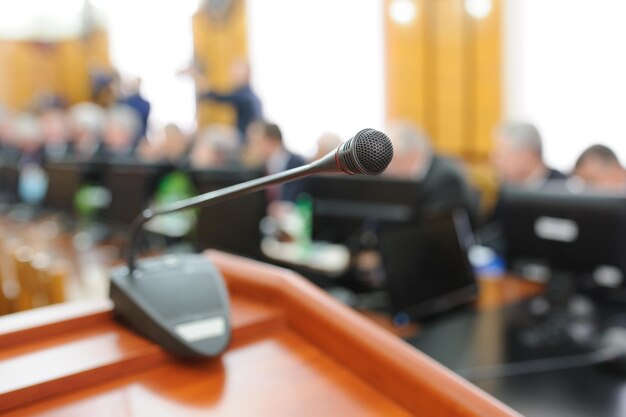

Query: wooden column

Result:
[192,0,248,128]
[0,30,110,110]
[385,0,501,163]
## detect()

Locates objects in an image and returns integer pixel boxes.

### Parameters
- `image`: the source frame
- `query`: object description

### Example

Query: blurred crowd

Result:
[1,61,625,217]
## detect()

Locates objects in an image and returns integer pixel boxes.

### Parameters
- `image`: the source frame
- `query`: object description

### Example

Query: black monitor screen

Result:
[310,175,419,243]
[0,161,19,203]
[192,167,265,259]
[380,210,477,319]
[43,162,82,214]
[499,184,626,295]
[103,163,165,227]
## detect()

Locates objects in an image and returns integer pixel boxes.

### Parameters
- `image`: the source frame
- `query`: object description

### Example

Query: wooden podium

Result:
[0,251,520,416]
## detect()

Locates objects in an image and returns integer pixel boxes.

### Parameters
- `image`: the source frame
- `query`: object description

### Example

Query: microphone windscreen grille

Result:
[354,129,394,175]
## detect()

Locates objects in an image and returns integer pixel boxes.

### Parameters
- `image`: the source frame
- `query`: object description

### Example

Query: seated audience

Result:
[312,132,342,161]
[102,105,142,162]
[491,122,565,187]
[385,121,477,221]
[161,124,191,166]
[138,124,191,166]
[189,124,241,169]
[574,144,626,190]
[13,113,44,167]
[68,102,106,162]
[247,120,307,202]
[39,108,72,161]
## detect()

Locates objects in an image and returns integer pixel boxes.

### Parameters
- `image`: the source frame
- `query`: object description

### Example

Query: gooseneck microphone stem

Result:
[126,128,394,275]
[127,162,329,273]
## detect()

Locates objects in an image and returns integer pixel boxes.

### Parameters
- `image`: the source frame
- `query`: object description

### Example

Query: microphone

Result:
[126,128,393,271]
[110,128,393,359]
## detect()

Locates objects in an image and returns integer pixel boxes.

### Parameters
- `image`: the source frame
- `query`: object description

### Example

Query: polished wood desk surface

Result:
[0,251,521,417]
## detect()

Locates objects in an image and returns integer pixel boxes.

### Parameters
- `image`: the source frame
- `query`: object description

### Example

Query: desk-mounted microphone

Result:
[110,128,393,358]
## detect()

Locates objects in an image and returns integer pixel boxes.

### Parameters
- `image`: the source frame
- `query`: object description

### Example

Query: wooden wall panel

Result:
[58,40,90,105]
[386,0,502,163]
[0,31,110,111]
[470,0,501,161]
[432,0,468,156]
[385,0,428,128]
[192,0,248,128]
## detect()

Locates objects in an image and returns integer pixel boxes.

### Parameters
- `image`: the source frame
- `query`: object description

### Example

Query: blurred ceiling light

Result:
[389,0,417,26]
[464,0,492,19]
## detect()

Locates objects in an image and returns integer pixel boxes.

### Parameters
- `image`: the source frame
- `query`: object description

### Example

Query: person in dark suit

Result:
[385,121,478,221]
[197,60,263,139]
[247,121,307,202]
[491,121,566,187]
[118,78,151,149]
[482,122,566,252]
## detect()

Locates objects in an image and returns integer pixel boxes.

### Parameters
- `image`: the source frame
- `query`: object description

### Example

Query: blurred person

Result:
[13,113,44,167]
[190,124,241,169]
[91,68,119,107]
[574,144,626,190]
[138,124,191,166]
[491,122,565,186]
[483,123,565,253]
[312,132,342,161]
[39,109,72,161]
[12,113,48,206]
[68,102,106,162]
[248,121,307,202]
[136,137,162,163]
[32,93,66,113]
[386,121,477,221]
[118,77,151,148]
[160,124,191,165]
[197,59,263,138]
[102,105,142,162]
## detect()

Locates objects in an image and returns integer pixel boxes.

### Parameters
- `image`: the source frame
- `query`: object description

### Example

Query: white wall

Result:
[247,0,385,157]
[504,0,626,172]
[93,0,198,133]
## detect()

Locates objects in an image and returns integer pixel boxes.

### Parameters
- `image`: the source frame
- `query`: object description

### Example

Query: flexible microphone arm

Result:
[126,128,393,274]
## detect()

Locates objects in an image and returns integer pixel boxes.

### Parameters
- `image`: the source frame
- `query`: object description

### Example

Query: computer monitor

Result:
[379,209,477,319]
[191,167,266,259]
[102,163,167,227]
[0,159,19,204]
[498,183,626,300]
[43,161,82,214]
[310,175,477,317]
[310,175,419,243]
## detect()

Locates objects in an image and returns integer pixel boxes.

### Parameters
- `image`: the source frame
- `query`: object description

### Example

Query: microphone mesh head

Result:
[351,129,394,175]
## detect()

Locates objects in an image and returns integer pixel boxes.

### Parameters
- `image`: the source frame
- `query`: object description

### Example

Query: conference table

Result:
[0,214,541,416]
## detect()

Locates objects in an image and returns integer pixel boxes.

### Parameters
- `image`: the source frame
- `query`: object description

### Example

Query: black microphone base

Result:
[110,254,231,358]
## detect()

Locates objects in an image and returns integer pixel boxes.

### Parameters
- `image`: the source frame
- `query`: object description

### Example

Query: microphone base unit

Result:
[109,253,231,358]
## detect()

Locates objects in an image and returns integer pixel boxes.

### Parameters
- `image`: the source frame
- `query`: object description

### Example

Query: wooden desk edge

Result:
[207,250,522,417]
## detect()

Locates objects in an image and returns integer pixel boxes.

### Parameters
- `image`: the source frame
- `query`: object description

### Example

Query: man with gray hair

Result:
[491,121,565,186]
[386,121,477,221]
[68,102,106,162]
